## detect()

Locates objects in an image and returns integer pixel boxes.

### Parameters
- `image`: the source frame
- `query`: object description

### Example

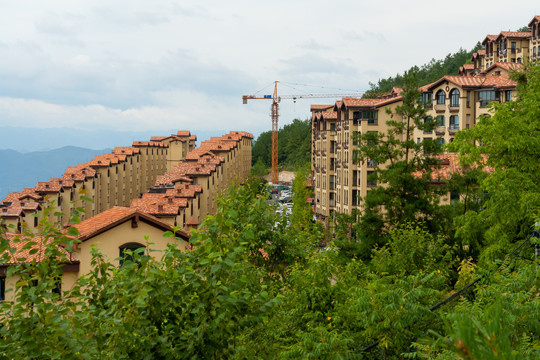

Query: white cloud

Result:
[0,0,538,140]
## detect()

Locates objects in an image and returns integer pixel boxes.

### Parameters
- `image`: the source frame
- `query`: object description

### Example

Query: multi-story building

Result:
[0,131,196,233]
[414,72,517,146]
[529,15,540,61]
[311,71,517,224]
[131,131,253,229]
[311,90,403,222]
[1,130,252,302]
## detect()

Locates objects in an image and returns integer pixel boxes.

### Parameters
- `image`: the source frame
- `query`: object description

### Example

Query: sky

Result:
[0,1,538,148]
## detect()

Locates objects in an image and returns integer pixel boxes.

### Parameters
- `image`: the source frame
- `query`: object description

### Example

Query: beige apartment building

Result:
[311,90,402,221]
[1,130,252,302]
[131,131,253,229]
[0,131,197,233]
[530,16,540,61]
[312,71,517,224]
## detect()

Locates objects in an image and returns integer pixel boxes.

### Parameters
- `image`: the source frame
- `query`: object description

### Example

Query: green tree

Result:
[351,71,447,258]
[448,64,540,266]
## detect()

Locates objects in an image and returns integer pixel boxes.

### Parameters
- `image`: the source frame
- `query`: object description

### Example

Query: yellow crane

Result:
[243,81,366,184]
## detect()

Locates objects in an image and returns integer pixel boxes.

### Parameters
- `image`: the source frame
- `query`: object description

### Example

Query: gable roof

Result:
[70,206,190,242]
[528,15,540,27]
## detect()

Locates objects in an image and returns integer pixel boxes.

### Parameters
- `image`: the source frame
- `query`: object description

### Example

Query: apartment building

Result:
[311,70,517,224]
[0,131,197,233]
[414,72,517,146]
[530,15,540,61]
[1,130,252,301]
[131,131,253,229]
[311,90,402,222]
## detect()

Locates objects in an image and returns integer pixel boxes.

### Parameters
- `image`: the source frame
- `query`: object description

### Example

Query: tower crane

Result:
[242,81,366,184]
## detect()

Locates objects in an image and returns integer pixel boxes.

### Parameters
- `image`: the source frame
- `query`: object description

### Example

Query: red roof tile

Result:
[71,206,189,241]
[1,233,77,265]
[528,15,540,27]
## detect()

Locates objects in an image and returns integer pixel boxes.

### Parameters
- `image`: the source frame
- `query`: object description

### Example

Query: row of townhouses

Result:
[1,130,252,301]
[311,15,539,224]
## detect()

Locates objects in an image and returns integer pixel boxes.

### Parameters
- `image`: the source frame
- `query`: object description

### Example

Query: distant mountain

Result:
[0,146,111,201]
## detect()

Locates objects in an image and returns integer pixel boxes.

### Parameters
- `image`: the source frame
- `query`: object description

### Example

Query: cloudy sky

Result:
[0,1,538,147]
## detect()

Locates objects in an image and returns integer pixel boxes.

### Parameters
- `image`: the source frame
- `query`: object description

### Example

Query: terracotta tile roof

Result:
[155,173,193,186]
[496,31,531,40]
[482,34,498,44]
[2,188,43,204]
[34,180,62,194]
[177,130,191,137]
[477,49,486,56]
[113,147,140,155]
[185,219,199,225]
[63,165,97,181]
[316,111,337,120]
[528,15,540,26]
[70,206,190,241]
[426,74,517,90]
[310,104,334,112]
[189,135,197,141]
[150,136,167,141]
[341,97,387,108]
[413,153,494,181]
[229,131,253,139]
[132,141,168,148]
[482,62,523,74]
[0,206,23,217]
[1,233,77,265]
[130,196,188,216]
[461,64,474,70]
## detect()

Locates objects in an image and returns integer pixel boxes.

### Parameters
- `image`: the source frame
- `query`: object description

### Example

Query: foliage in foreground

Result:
[0,174,539,359]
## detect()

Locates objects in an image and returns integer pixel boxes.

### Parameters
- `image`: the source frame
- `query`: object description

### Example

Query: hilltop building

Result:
[310,14,540,224]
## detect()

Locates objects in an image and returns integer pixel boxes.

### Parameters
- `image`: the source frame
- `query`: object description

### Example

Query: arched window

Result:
[436,90,445,105]
[119,242,146,266]
[450,89,460,107]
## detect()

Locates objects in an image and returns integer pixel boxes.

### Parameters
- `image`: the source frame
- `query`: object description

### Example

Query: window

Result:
[479,90,499,107]
[330,123,336,131]
[450,115,460,130]
[119,243,146,266]
[511,41,516,53]
[505,90,512,102]
[450,89,460,107]
[534,46,537,58]
[436,90,445,105]
[352,189,359,206]
[330,158,335,171]
[367,158,378,167]
[436,115,445,127]
[420,92,433,107]
[367,171,377,187]
[437,138,445,147]
[353,111,361,125]
[423,116,433,133]
[329,175,335,190]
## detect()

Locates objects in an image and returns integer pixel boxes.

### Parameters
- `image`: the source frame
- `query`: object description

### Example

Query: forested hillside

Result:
[368,43,483,93]
[251,119,311,171]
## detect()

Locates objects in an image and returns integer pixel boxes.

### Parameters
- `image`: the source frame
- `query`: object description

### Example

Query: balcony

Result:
[448,124,459,135]
[434,104,446,112]
[449,105,460,113]
[367,158,378,167]
[435,126,446,135]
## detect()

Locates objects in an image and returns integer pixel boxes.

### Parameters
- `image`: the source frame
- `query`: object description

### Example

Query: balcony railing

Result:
[434,104,446,112]
[435,126,446,135]
[367,159,378,167]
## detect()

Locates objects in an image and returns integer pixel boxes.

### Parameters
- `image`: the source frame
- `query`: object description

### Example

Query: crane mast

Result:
[242,81,366,184]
